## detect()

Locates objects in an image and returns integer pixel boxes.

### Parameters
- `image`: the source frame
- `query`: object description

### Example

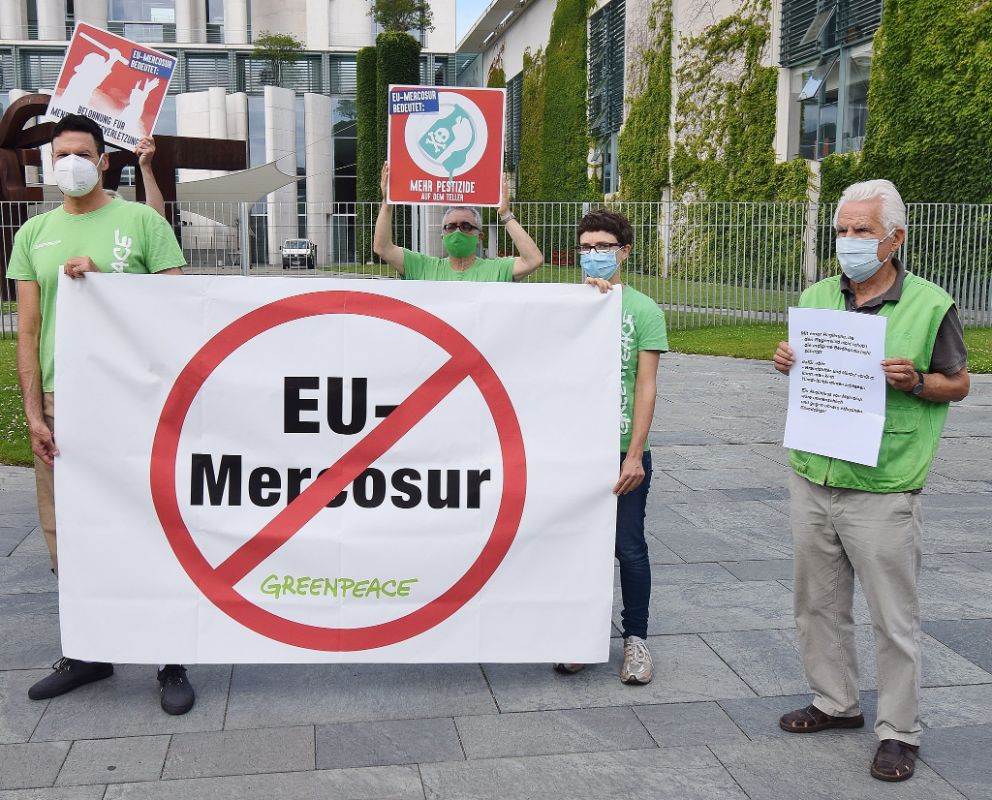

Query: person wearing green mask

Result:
[373,162,543,281]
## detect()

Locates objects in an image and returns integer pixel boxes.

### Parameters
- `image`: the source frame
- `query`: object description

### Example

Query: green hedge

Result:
[355,46,378,205]
[375,31,421,168]
[373,32,420,254]
[355,45,379,262]
[541,0,593,201]
[859,0,992,203]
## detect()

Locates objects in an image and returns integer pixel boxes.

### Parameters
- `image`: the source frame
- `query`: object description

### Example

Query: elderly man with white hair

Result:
[373,163,543,281]
[773,179,970,782]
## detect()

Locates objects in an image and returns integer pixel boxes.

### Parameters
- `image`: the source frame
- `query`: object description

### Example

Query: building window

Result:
[783,1,880,161]
[332,97,357,205]
[793,42,872,160]
[588,0,625,194]
[108,0,176,41]
[842,51,870,153]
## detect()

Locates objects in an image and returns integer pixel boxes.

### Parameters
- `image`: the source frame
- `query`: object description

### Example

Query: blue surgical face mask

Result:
[835,231,895,282]
[580,251,619,280]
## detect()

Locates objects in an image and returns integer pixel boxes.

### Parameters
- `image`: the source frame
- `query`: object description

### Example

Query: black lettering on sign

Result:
[284,377,320,433]
[190,453,242,505]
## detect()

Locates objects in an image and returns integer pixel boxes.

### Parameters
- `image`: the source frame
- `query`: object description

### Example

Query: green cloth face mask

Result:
[443,230,478,258]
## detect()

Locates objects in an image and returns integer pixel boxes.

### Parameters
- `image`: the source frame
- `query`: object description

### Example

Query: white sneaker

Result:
[620,636,653,685]
[552,663,585,675]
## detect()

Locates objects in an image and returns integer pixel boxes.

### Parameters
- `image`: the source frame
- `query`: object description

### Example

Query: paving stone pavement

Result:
[0,353,988,799]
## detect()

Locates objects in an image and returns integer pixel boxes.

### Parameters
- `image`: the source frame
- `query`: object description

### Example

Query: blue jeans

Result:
[616,450,652,640]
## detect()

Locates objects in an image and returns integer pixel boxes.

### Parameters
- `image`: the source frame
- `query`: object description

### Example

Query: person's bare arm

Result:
[882,359,970,403]
[616,350,660,495]
[15,281,58,465]
[135,137,166,219]
[499,175,543,280]
[372,163,405,274]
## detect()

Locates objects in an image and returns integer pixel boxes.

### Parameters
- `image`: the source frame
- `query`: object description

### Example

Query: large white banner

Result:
[54,275,620,664]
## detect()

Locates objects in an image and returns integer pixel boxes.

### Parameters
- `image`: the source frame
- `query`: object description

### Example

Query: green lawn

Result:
[1,327,989,467]
[669,323,992,373]
[320,263,801,313]
[0,339,32,466]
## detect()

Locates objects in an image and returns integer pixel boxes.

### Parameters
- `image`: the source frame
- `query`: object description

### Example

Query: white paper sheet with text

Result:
[783,307,887,466]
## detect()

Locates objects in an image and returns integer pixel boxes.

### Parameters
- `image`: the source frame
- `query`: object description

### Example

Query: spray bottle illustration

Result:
[418,105,475,179]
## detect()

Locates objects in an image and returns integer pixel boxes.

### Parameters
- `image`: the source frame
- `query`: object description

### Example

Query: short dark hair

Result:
[51,113,105,154]
[577,208,633,247]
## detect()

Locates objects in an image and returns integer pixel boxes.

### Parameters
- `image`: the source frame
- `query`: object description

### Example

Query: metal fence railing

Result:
[2,200,991,339]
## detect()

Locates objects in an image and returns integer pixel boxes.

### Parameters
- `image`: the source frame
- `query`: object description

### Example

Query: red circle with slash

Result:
[150,291,526,651]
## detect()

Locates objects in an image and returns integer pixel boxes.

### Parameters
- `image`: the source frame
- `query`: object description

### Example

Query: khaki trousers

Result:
[789,471,923,746]
[33,392,58,574]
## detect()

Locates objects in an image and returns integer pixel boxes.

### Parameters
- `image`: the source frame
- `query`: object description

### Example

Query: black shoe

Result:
[157,664,195,715]
[28,657,114,700]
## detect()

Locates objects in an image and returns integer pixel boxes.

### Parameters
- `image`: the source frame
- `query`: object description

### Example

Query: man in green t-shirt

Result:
[553,208,668,686]
[8,114,195,716]
[373,162,544,281]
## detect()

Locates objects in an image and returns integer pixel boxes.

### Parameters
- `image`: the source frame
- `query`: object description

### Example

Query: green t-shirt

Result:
[7,198,186,392]
[402,249,515,281]
[620,286,668,453]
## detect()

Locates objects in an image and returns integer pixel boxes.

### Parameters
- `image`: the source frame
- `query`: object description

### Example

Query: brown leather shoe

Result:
[871,739,919,782]
[779,704,865,733]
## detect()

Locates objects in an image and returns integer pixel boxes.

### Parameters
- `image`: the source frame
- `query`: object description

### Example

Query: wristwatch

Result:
[500,212,516,224]
[910,371,925,396]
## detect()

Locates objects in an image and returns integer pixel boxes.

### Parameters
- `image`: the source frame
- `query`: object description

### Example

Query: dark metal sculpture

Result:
[1,92,248,284]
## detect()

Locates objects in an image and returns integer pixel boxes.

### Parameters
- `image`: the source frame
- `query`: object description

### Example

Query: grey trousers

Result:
[789,471,924,746]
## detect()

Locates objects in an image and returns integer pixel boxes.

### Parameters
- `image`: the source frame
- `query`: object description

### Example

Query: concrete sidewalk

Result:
[1,353,989,800]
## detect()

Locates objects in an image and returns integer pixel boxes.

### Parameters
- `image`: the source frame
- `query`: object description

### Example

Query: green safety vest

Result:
[789,272,953,493]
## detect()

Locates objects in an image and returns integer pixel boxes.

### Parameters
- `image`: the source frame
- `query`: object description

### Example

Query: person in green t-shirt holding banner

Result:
[373,163,544,281]
[554,208,668,686]
[8,113,196,717]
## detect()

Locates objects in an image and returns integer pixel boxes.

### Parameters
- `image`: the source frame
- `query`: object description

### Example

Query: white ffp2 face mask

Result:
[53,154,101,198]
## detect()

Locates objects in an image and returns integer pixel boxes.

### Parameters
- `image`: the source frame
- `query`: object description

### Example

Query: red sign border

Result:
[386,84,507,207]
[150,290,527,652]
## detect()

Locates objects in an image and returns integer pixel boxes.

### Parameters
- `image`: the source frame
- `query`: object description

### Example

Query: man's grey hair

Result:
[833,179,907,233]
[442,206,483,230]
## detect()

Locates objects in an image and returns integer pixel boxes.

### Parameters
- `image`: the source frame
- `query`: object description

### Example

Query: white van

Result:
[281,239,317,269]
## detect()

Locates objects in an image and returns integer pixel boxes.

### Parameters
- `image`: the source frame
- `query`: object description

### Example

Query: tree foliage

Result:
[858,0,992,202]
[541,0,594,201]
[356,46,379,204]
[486,66,506,88]
[252,31,304,86]
[369,0,435,33]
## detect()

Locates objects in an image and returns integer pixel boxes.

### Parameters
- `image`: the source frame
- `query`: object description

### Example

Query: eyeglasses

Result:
[577,243,622,255]
[442,222,480,234]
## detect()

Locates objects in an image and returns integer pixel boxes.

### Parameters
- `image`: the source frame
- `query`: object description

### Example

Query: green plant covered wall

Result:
[818,152,862,203]
[517,48,546,201]
[858,0,992,203]
[355,46,379,204]
[671,0,808,202]
[617,0,673,201]
[541,0,594,201]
